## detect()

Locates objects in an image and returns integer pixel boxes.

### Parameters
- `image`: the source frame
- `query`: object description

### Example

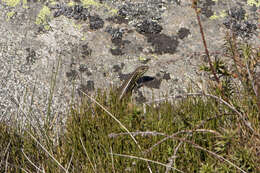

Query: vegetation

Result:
[1,0,260,172]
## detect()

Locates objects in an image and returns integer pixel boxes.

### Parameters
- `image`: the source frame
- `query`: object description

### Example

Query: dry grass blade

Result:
[65,151,74,173]
[26,131,67,172]
[0,140,11,168]
[5,151,9,173]
[109,153,184,173]
[22,149,44,173]
[80,137,96,173]
[110,146,116,173]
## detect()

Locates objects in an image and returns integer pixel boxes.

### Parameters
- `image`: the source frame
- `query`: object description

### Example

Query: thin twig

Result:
[165,141,182,173]
[191,0,220,84]
[204,93,254,132]
[174,137,247,173]
[145,129,220,154]
[144,93,203,105]
[109,131,167,138]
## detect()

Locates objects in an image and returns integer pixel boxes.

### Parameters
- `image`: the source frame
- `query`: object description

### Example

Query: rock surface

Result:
[0,0,259,123]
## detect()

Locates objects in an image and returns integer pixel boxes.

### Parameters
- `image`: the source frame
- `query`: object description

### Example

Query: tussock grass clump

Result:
[1,81,260,172]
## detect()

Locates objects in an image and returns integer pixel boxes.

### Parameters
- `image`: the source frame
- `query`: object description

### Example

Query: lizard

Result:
[117,65,149,100]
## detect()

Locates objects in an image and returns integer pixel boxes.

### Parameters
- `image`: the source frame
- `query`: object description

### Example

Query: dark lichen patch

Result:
[135,20,163,35]
[111,29,124,45]
[110,47,124,56]
[105,26,132,56]
[163,72,171,81]
[198,0,215,18]
[79,64,92,76]
[117,4,147,20]
[52,4,89,21]
[112,64,121,72]
[177,27,191,39]
[147,34,179,55]
[81,43,92,58]
[77,82,95,97]
[86,80,95,91]
[117,2,164,23]
[25,48,37,65]
[105,27,125,46]
[223,7,257,38]
[137,76,154,86]
[135,91,147,103]
[106,16,128,24]
[66,69,78,81]
[143,76,161,89]
[89,15,104,30]
[118,72,130,81]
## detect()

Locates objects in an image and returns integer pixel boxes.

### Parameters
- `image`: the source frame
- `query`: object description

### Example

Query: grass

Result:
[1,0,260,172]
[1,71,260,172]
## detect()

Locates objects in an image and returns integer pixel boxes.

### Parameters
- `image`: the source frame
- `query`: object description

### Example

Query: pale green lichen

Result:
[6,11,15,21]
[72,21,82,30]
[209,11,227,20]
[81,36,86,41]
[22,0,28,8]
[81,0,101,7]
[35,6,51,30]
[138,56,147,61]
[80,0,117,15]
[2,0,20,7]
[247,0,260,7]
[67,1,75,6]
[108,8,118,15]
[209,12,219,20]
